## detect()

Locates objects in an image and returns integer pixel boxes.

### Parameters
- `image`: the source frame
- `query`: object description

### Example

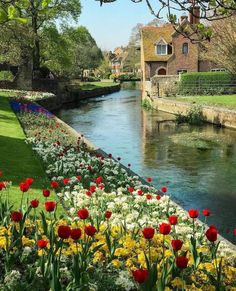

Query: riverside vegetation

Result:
[0,95,236,290]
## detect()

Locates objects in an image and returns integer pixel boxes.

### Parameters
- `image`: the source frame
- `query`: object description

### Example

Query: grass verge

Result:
[173,95,236,110]
[0,92,64,215]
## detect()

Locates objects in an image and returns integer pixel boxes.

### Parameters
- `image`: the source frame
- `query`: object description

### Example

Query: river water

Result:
[56,88,236,244]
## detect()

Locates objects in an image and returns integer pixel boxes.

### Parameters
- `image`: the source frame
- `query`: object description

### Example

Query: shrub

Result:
[0,71,14,81]
[175,105,204,125]
[178,72,236,95]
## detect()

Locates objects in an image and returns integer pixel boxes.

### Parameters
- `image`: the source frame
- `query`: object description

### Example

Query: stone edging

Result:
[147,96,236,130]
[36,84,121,111]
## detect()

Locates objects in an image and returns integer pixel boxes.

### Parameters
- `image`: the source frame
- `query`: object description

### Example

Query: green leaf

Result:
[15,17,28,24]
[8,5,16,19]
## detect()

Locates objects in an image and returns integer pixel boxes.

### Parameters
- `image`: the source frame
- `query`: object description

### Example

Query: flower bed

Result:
[0,97,235,290]
[0,89,55,101]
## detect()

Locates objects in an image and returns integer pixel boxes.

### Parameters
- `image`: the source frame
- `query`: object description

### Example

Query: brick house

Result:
[109,47,128,75]
[140,8,218,80]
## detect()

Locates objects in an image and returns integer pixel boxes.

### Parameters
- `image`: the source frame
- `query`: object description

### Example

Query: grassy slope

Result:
[70,81,118,91]
[0,92,64,215]
[174,95,236,110]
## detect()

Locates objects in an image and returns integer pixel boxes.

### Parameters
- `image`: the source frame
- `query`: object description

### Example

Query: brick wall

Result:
[168,34,199,74]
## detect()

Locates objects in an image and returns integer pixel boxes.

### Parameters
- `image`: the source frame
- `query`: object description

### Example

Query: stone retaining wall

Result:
[146,97,236,130]
[36,84,121,111]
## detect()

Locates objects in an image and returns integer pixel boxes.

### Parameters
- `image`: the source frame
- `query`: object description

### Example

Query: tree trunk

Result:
[32,14,40,73]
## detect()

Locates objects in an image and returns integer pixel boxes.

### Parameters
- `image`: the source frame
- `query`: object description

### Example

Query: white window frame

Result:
[156,39,167,55]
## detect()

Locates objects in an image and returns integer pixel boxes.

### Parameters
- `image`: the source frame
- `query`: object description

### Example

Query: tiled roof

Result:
[141,25,175,62]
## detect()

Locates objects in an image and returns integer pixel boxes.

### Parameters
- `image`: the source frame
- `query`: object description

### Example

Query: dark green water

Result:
[56,89,236,244]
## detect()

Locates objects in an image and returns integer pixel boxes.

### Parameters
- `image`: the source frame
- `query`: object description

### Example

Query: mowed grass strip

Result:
[174,95,236,110]
[0,92,64,215]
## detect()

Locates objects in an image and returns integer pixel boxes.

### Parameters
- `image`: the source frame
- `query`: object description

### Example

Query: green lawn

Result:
[70,81,118,91]
[173,95,236,110]
[0,93,64,215]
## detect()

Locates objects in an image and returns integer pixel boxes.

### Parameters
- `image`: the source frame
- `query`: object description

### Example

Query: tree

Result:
[62,26,103,78]
[0,0,81,71]
[201,15,236,74]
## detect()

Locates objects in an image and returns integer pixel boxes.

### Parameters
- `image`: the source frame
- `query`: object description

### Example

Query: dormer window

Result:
[156,39,167,55]
[182,43,189,54]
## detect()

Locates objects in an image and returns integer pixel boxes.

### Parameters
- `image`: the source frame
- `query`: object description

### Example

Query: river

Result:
[56,88,236,244]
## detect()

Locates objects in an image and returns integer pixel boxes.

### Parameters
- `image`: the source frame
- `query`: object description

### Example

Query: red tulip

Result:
[30,199,39,208]
[96,176,103,184]
[37,239,48,249]
[19,182,30,192]
[25,177,34,186]
[89,185,96,193]
[234,228,236,236]
[146,194,152,200]
[85,225,97,237]
[63,178,70,185]
[45,201,56,212]
[202,209,211,217]
[146,177,153,183]
[99,184,105,190]
[132,269,149,284]
[137,189,143,196]
[71,228,82,240]
[42,189,50,197]
[205,227,218,242]
[143,227,155,240]
[171,239,183,251]
[0,181,6,191]
[50,180,58,189]
[159,223,171,235]
[161,186,167,193]
[156,195,161,200]
[128,187,134,193]
[168,215,178,225]
[78,208,89,220]
[188,209,199,219]
[176,256,188,269]
[105,211,112,219]
[58,225,71,239]
[11,211,23,222]
[76,175,82,180]
[86,191,92,196]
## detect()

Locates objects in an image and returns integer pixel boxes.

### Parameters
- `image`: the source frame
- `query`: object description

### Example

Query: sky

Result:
[78,0,167,51]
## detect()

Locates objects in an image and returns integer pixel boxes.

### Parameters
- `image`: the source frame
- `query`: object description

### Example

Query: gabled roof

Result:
[141,25,175,62]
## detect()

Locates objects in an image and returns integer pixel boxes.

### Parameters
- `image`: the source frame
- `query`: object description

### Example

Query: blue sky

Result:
[79,0,166,51]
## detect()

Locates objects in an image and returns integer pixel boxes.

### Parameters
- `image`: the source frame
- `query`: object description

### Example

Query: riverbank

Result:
[37,82,121,111]
[144,96,236,129]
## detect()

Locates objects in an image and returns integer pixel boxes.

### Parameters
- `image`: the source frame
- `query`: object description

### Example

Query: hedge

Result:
[178,72,236,95]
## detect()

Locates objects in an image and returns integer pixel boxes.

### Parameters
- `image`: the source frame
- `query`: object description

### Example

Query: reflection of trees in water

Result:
[142,111,236,177]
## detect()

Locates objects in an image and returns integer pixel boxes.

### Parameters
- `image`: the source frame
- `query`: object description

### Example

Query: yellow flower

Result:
[93,251,104,263]
[171,277,185,289]
[126,258,134,268]
[114,248,130,257]
[22,236,35,246]
[0,237,6,249]
[111,259,121,268]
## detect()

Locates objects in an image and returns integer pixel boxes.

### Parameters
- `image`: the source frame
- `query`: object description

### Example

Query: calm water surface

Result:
[56,89,236,244]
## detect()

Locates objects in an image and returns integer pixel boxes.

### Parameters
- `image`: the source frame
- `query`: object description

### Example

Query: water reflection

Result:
[56,89,236,244]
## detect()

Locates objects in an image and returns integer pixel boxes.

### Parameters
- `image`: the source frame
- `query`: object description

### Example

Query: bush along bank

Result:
[0,97,235,290]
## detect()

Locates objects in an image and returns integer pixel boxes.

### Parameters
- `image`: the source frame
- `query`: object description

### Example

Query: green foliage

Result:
[175,105,204,125]
[142,98,153,110]
[0,71,14,81]
[179,72,236,95]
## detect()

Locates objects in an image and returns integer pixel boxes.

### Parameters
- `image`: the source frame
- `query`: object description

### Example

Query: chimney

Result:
[189,6,200,24]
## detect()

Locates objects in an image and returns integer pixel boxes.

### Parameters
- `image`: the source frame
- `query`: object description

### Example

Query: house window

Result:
[211,68,226,72]
[182,43,189,54]
[156,40,167,55]
[177,69,187,74]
